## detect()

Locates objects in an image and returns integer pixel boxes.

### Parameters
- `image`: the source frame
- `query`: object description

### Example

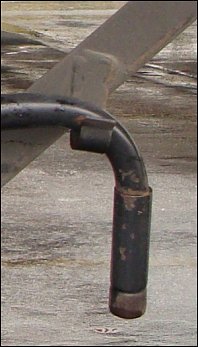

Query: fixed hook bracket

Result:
[1,93,152,319]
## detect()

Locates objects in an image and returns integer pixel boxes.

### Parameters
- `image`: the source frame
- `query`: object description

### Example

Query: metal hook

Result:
[1,93,152,319]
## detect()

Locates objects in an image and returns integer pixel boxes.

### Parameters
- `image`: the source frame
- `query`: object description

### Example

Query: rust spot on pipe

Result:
[122,223,127,230]
[117,186,150,197]
[122,195,137,211]
[130,233,135,240]
[74,115,87,125]
[109,288,147,319]
[119,169,140,183]
[119,247,127,261]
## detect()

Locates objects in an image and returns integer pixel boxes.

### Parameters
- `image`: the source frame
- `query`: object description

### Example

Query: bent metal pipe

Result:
[1,93,152,319]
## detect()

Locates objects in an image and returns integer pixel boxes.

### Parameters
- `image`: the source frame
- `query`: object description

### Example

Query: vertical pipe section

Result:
[71,120,152,319]
[110,187,152,319]
[106,127,152,319]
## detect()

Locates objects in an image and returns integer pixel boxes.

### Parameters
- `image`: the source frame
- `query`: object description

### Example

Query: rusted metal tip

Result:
[109,287,147,319]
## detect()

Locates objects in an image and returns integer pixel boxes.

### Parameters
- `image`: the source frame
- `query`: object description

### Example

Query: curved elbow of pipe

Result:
[106,126,149,192]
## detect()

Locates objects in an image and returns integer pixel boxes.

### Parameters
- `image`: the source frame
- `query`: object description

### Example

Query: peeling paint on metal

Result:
[119,247,127,261]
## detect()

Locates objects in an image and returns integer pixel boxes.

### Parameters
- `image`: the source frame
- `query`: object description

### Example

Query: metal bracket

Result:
[70,120,115,154]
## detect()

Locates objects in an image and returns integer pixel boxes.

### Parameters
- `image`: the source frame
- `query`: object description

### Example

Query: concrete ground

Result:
[1,2,197,346]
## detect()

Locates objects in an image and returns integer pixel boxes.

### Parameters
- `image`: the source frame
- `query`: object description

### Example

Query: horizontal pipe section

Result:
[1,94,115,132]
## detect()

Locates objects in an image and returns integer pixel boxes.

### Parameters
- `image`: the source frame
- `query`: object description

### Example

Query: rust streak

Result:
[117,186,150,197]
[74,115,87,125]
[123,195,137,211]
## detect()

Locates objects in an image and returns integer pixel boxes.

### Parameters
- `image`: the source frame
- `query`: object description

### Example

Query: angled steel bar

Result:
[1,93,152,319]
[1,1,197,186]
[28,1,197,104]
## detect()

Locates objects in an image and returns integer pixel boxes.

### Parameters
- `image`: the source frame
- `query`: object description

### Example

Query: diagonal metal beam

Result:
[2,1,197,186]
[28,1,197,106]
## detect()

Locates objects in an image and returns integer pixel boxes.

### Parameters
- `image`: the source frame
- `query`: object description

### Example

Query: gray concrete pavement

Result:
[1,1,197,346]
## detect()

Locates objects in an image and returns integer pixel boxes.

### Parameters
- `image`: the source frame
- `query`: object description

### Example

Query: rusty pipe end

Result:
[109,287,147,319]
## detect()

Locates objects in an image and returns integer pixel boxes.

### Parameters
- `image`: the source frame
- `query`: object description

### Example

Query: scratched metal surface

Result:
[1,1,197,346]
